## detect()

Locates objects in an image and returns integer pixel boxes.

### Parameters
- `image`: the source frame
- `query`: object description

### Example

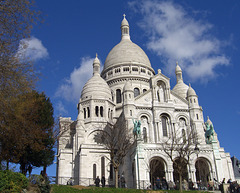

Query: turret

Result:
[175,61,183,83]
[123,80,135,117]
[121,14,130,40]
[172,62,189,99]
[187,84,199,107]
[93,53,100,75]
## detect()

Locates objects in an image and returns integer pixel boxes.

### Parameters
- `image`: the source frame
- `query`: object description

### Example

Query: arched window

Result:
[110,110,113,120]
[143,127,147,143]
[108,108,110,118]
[95,106,99,117]
[130,110,132,116]
[141,116,149,142]
[116,89,122,103]
[100,106,103,117]
[179,118,187,142]
[101,157,105,177]
[143,89,147,93]
[84,108,86,119]
[93,164,96,180]
[134,88,140,97]
[182,129,186,143]
[161,116,168,137]
[110,164,113,180]
[87,107,90,118]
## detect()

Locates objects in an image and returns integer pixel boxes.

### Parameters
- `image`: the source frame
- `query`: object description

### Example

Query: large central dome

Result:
[103,15,152,72]
[104,39,151,70]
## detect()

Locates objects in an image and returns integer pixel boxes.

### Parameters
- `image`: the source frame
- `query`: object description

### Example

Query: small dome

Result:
[123,81,133,92]
[93,54,100,64]
[81,75,111,101]
[175,62,182,74]
[81,57,111,101]
[172,82,189,99]
[187,84,197,97]
[121,14,129,27]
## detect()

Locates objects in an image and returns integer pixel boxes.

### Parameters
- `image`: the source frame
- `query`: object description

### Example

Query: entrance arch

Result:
[149,157,166,185]
[195,158,211,187]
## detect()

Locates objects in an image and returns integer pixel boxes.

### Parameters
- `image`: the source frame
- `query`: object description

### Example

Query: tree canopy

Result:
[0,91,55,175]
[0,0,39,133]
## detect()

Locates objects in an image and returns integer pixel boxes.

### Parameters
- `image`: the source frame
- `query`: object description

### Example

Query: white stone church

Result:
[56,15,235,188]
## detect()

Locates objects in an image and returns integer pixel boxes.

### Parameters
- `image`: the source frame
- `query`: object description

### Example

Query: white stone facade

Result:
[56,15,235,188]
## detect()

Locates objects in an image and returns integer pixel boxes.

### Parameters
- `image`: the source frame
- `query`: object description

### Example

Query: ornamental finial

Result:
[123,14,126,19]
[176,61,178,66]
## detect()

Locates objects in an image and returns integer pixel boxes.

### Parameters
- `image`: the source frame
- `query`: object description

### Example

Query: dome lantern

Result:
[93,53,100,75]
[121,14,130,41]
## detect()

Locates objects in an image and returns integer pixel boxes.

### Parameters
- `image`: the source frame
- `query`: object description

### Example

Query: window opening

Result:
[100,106,103,117]
[134,88,140,97]
[93,164,96,180]
[95,106,99,117]
[116,89,122,103]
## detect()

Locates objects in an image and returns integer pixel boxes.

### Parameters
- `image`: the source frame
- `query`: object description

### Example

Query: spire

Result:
[93,53,100,75]
[121,14,130,40]
[175,61,183,83]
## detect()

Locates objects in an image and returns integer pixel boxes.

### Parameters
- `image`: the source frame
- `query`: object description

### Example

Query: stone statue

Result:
[204,116,214,144]
[132,119,141,138]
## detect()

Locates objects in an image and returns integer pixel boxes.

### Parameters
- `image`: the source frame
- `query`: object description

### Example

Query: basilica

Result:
[56,15,235,188]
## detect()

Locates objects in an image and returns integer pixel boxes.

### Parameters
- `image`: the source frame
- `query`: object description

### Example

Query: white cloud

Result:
[18,37,49,61]
[130,0,230,82]
[55,57,96,102]
[55,101,68,116]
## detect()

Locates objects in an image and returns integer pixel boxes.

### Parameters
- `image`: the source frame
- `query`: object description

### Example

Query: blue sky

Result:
[24,0,240,177]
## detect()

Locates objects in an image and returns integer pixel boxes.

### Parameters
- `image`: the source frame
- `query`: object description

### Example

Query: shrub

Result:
[0,170,28,192]
[29,174,51,193]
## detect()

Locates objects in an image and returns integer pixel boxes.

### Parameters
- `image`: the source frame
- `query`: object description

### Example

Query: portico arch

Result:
[149,157,166,185]
[195,157,211,187]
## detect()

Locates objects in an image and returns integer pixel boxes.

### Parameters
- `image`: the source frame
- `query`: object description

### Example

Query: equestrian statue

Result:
[132,119,141,139]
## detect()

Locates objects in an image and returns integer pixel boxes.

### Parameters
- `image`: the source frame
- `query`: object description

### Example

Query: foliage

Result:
[29,174,51,193]
[0,170,28,192]
[0,0,40,168]
[0,91,55,175]
[94,114,135,188]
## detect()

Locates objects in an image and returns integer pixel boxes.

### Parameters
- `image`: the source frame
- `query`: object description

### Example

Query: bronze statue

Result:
[204,116,214,144]
[132,119,141,138]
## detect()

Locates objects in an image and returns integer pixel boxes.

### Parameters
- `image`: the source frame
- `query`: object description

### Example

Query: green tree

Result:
[0,0,40,168]
[0,91,55,175]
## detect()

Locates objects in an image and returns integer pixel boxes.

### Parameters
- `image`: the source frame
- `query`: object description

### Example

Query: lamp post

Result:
[194,144,200,189]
